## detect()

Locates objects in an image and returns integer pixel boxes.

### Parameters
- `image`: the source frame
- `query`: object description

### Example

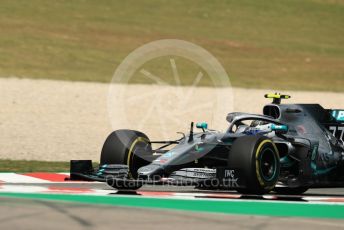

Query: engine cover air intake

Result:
[263,105,281,119]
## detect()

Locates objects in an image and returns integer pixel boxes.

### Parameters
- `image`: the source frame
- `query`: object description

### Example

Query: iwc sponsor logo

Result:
[222,169,239,188]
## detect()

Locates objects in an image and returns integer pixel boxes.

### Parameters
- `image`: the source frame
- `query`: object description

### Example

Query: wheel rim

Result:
[259,147,277,182]
[129,140,152,178]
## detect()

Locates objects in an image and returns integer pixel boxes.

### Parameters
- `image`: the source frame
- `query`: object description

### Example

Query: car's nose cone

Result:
[137,164,164,180]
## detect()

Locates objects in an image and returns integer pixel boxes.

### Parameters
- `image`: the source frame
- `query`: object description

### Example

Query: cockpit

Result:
[226,113,288,135]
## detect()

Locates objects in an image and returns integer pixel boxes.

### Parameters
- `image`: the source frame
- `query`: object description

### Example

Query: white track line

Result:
[0,173,48,183]
[0,173,100,184]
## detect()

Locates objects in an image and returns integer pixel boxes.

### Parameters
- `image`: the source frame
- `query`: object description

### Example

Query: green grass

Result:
[0,0,343,91]
[0,160,70,172]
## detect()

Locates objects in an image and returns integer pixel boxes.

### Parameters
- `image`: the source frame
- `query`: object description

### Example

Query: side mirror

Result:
[271,124,288,134]
[196,122,208,130]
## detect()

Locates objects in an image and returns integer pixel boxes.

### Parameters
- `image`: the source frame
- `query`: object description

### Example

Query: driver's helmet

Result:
[243,120,272,135]
[250,120,269,127]
[235,120,272,134]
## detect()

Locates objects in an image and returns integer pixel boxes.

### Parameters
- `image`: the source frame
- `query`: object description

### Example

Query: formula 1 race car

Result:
[70,93,344,194]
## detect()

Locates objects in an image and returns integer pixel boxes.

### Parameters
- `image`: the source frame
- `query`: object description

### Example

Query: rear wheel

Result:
[100,129,154,179]
[228,136,280,194]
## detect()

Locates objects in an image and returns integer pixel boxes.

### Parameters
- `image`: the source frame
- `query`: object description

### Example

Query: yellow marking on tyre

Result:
[255,140,279,188]
[127,137,149,178]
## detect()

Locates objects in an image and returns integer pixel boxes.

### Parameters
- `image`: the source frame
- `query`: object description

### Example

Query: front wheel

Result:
[100,129,154,179]
[228,136,280,194]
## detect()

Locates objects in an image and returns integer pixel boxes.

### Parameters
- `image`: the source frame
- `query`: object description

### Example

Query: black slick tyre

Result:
[100,129,153,179]
[228,135,280,194]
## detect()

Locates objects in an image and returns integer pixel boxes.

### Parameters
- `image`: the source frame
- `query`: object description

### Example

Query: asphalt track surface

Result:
[1,184,344,230]
[1,197,344,230]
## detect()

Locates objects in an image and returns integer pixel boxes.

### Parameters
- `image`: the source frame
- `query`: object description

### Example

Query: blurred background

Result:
[0,0,343,168]
[1,0,343,90]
